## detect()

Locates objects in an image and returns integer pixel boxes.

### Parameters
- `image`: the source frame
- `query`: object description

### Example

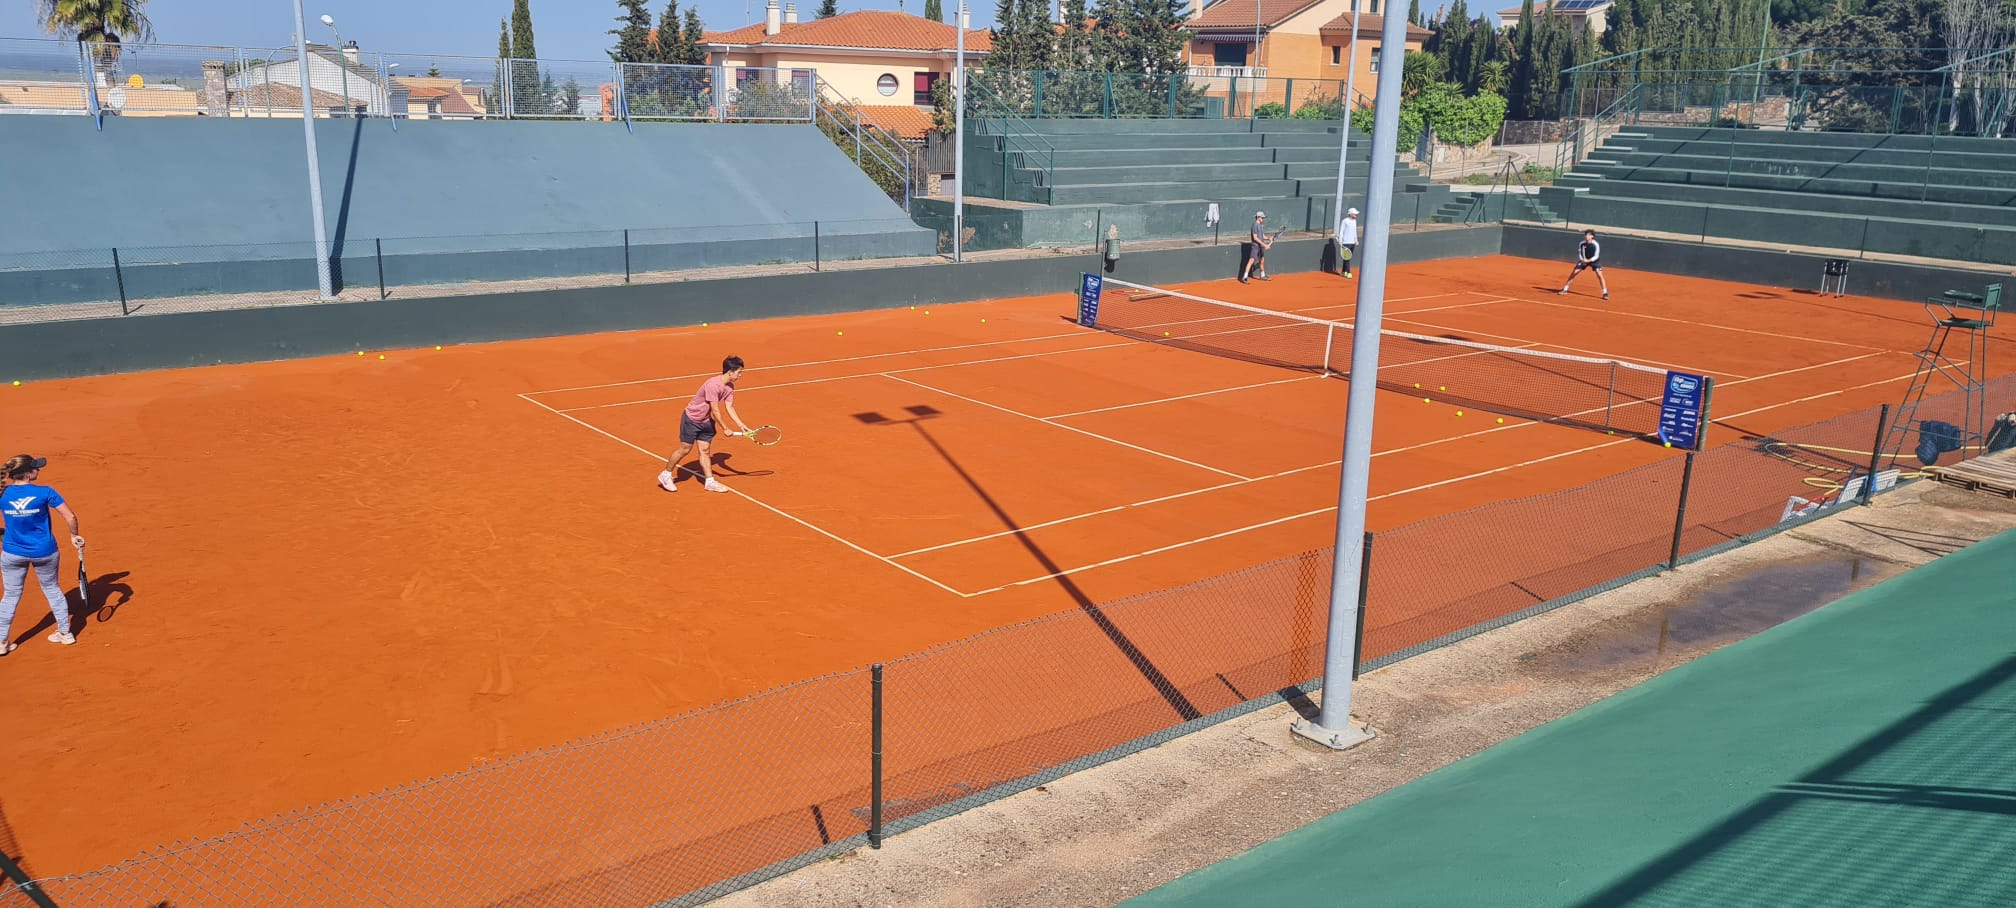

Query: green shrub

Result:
[1352,84,1508,152]
[1253,101,1288,119]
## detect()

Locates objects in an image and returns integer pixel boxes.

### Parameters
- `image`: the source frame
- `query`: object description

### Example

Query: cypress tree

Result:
[610,0,654,62]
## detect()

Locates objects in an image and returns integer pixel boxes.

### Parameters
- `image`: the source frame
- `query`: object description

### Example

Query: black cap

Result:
[9,456,46,476]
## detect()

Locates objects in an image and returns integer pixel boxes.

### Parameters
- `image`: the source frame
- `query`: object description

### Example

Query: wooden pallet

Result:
[1927,448,2016,499]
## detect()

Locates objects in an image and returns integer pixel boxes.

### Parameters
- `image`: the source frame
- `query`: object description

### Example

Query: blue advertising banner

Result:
[1077,273,1103,326]
[1657,371,1713,450]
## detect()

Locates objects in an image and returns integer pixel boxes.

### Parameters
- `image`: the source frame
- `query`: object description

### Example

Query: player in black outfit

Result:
[1557,229,1610,300]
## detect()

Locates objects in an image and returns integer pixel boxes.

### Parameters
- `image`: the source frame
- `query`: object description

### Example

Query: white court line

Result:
[1381,315,1746,379]
[1295,296,1520,319]
[1503,292,1887,351]
[1045,375,1319,419]
[951,360,1931,590]
[523,327,1103,397]
[881,372,1252,481]
[558,338,1140,412]
[516,393,977,598]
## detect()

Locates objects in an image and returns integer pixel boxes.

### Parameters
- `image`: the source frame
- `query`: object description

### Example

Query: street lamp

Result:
[319,14,353,116]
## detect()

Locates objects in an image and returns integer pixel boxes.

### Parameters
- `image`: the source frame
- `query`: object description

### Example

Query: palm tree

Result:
[38,0,154,44]
[38,0,154,76]
[1401,51,1444,98]
[1479,60,1510,94]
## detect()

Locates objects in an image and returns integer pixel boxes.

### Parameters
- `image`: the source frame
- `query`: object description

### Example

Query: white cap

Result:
[1347,207,1359,215]
[1255,210,1266,217]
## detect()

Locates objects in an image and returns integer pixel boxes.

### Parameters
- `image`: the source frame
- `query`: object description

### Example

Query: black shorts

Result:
[1572,259,1603,272]
[679,413,716,444]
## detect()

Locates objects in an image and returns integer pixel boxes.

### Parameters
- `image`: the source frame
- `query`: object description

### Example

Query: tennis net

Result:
[1080,276,1674,438]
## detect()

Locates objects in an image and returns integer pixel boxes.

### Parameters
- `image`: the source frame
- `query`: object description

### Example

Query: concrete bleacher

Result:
[918,118,1447,250]
[1538,126,2016,265]
[0,115,933,305]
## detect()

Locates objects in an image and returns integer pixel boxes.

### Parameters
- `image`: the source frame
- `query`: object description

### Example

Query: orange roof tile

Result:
[1317,12,1434,40]
[854,103,936,139]
[1184,0,1325,30]
[703,10,992,52]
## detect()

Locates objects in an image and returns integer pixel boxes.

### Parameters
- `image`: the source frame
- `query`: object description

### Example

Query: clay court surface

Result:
[2,254,2009,877]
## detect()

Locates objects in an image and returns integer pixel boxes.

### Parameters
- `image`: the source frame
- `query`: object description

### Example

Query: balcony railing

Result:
[1186,65,1268,80]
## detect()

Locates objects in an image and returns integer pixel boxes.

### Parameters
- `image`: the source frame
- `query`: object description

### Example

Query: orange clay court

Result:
[1,253,2009,877]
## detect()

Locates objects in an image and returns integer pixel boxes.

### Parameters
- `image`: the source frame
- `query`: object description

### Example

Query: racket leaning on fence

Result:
[729,425,784,446]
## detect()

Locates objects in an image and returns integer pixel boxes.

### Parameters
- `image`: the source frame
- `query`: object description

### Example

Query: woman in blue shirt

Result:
[1,455,85,651]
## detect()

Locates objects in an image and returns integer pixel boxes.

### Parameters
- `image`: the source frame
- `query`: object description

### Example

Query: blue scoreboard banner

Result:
[1077,273,1103,326]
[1657,371,1713,450]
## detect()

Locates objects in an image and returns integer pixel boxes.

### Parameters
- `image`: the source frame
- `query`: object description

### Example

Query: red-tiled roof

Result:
[855,104,936,139]
[229,82,351,109]
[1184,0,1326,30]
[703,10,992,52]
[1317,12,1435,40]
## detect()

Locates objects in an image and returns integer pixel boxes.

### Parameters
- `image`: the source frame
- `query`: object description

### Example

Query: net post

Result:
[1859,404,1890,506]
[1667,450,1697,570]
[1605,361,1617,430]
[111,247,128,316]
[1350,531,1372,679]
[869,662,884,849]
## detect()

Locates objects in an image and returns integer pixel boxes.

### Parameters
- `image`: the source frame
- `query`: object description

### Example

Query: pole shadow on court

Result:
[854,406,1202,722]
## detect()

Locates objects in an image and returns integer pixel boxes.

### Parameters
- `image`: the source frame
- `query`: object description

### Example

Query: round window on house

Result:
[877,73,899,96]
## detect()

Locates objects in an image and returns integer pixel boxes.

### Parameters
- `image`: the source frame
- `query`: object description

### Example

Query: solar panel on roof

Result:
[1551,0,1607,10]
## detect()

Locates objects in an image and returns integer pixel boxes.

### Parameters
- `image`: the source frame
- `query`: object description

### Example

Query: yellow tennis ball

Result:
[1496,418,1504,424]
[434,345,442,351]
[9,381,17,387]
[1439,386,1447,392]
[1664,441,1673,448]
[356,351,364,356]
[1456,410,1464,417]
[924,310,931,315]
[378,354,385,360]
[1414,383,1421,389]
[981,318,988,323]
[837,330,844,336]
[1423,397,1432,403]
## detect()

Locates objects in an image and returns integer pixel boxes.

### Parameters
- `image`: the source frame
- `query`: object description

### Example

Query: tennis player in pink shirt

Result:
[659,356,754,493]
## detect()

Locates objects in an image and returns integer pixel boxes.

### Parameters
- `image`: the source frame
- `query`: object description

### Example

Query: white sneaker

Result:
[657,470,677,492]
[704,478,730,493]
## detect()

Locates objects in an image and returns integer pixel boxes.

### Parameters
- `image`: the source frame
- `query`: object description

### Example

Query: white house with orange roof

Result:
[701,1,989,138]
[1183,0,1429,100]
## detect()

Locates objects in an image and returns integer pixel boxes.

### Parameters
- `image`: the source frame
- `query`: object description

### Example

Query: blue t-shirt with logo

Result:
[1,483,66,558]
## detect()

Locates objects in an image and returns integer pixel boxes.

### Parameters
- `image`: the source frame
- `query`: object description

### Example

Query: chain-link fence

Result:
[0,217,934,320]
[8,370,2009,907]
[0,37,811,124]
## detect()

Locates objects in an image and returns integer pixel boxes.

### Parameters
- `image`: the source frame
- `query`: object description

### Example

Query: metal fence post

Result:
[1092,209,1102,255]
[623,229,632,284]
[1667,450,1698,570]
[111,247,128,316]
[375,238,386,300]
[869,662,884,849]
[813,221,821,272]
[0,848,60,908]
[1860,404,1891,506]
[1350,531,1372,679]
[1858,217,1871,259]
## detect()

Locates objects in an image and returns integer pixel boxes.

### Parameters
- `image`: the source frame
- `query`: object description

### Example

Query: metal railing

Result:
[0,36,814,124]
[814,76,922,212]
[961,67,1358,120]
[963,73,1057,205]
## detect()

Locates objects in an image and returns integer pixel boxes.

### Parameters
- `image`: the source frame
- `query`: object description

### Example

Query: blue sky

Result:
[1,0,995,62]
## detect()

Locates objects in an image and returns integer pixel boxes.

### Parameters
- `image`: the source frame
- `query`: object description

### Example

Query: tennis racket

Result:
[733,425,784,446]
[74,541,89,619]
[1268,225,1289,242]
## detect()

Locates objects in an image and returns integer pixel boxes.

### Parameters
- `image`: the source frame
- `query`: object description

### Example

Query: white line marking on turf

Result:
[1506,293,1886,351]
[516,393,977,598]
[881,373,1252,481]
[1045,376,1319,419]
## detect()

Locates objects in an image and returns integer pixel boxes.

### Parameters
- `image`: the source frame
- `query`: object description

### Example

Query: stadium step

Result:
[1047,179,1303,205]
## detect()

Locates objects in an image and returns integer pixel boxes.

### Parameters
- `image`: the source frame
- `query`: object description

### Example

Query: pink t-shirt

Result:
[683,375,735,423]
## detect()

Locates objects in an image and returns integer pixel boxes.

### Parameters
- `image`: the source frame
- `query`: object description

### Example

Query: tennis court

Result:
[0,253,2005,884]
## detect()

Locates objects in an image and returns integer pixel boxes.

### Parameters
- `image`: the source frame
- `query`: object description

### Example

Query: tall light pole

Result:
[952,1,966,263]
[1290,4,1414,752]
[1329,2,1363,246]
[320,15,352,116]
[294,0,335,299]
